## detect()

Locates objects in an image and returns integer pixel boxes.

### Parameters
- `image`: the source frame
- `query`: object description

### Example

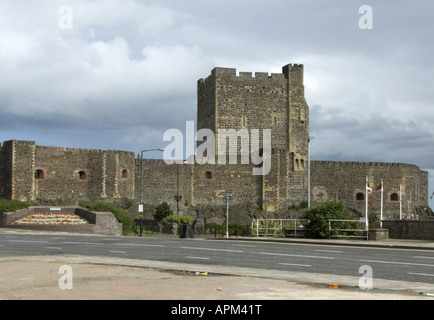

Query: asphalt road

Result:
[1,232,434,285]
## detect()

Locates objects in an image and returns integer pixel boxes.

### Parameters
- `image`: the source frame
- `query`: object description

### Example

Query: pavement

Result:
[1,228,434,300]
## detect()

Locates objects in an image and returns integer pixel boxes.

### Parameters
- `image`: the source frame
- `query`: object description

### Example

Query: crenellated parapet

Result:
[198,65,302,84]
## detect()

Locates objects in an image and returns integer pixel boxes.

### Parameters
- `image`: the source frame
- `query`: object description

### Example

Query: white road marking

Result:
[114,243,165,248]
[408,272,434,277]
[361,259,434,267]
[61,241,103,245]
[185,256,210,260]
[181,246,243,253]
[260,252,334,259]
[45,247,62,250]
[9,240,48,243]
[413,256,434,260]
[279,263,311,267]
[232,244,256,247]
[314,249,343,253]
[109,250,127,254]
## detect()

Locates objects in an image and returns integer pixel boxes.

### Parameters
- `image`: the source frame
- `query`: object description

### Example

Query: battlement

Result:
[312,160,421,170]
[35,144,133,155]
[136,158,167,165]
[135,158,195,166]
[4,140,36,147]
[198,65,298,84]
[282,63,304,84]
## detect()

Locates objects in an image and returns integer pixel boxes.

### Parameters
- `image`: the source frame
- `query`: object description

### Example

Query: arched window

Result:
[77,171,87,180]
[356,192,365,201]
[390,193,399,201]
[35,169,45,180]
[205,171,212,180]
[121,169,128,179]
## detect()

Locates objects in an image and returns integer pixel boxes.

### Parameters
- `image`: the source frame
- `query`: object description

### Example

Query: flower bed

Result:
[10,213,89,225]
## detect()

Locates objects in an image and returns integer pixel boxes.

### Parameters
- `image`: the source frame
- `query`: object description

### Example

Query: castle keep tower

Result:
[197,64,310,211]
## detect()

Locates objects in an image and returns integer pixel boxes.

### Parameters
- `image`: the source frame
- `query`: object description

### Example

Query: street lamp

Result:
[224,194,233,238]
[175,160,188,215]
[139,148,165,236]
[308,137,314,210]
[175,162,183,215]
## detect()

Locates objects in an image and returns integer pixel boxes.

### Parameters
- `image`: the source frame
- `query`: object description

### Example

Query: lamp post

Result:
[224,194,233,238]
[308,137,314,210]
[139,148,165,236]
[175,162,182,215]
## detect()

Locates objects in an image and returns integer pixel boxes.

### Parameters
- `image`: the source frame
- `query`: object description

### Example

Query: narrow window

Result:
[77,171,87,180]
[273,117,277,127]
[205,171,212,180]
[356,192,365,201]
[35,169,45,180]
[121,169,128,179]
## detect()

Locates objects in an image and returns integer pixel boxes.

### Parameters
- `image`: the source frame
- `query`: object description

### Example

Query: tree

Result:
[302,200,357,239]
[153,202,173,223]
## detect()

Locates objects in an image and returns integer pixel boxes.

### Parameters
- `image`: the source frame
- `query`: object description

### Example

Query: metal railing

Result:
[251,219,310,238]
[328,219,368,240]
[251,218,369,240]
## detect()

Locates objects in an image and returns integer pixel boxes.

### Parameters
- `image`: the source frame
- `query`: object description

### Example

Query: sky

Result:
[1,0,433,207]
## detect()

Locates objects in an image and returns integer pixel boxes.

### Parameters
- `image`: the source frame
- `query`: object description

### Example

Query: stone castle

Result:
[0,64,429,223]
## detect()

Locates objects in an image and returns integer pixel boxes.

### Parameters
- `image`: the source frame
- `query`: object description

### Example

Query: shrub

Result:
[161,214,193,225]
[205,223,251,236]
[0,199,29,212]
[206,223,226,235]
[302,200,358,239]
[83,202,134,235]
[153,202,173,223]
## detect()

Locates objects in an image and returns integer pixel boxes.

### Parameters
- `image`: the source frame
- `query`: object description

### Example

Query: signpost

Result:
[138,204,144,237]
[224,194,233,238]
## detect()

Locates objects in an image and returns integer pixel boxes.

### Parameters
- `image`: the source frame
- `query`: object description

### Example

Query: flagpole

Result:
[399,184,402,220]
[380,180,383,229]
[365,176,369,231]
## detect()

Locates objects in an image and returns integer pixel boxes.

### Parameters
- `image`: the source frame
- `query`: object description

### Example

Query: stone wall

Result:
[135,159,193,215]
[311,161,429,220]
[0,141,13,199]
[1,140,135,204]
[382,220,434,240]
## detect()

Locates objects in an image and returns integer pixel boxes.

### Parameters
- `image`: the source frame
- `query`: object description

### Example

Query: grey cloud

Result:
[310,105,434,169]
[1,1,433,180]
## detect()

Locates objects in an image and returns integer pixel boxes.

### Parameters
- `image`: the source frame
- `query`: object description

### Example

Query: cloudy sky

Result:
[1,1,433,206]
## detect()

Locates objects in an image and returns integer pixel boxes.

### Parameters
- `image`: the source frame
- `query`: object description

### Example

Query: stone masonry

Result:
[0,64,429,224]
